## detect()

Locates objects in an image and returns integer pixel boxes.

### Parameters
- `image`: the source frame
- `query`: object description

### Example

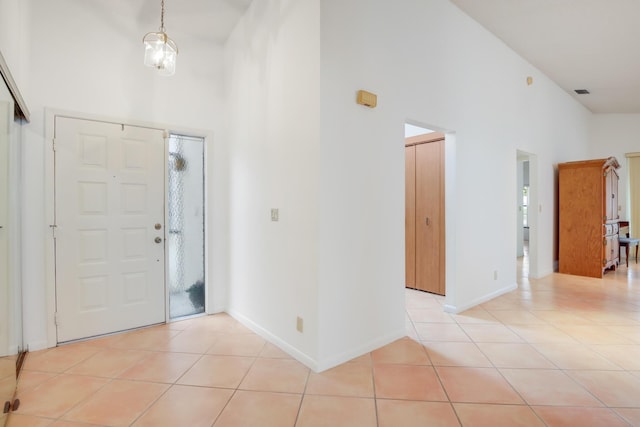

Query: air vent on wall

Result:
[574,89,590,95]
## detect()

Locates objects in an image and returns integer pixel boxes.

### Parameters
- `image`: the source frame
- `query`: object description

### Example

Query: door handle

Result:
[155,237,163,244]
[155,223,162,230]
[426,217,430,226]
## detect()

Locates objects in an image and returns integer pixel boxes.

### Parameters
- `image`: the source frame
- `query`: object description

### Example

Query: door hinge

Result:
[52,138,56,152]
[54,312,59,326]
[50,224,57,238]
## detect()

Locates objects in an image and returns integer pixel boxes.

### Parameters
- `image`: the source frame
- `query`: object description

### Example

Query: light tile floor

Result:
[7,258,640,426]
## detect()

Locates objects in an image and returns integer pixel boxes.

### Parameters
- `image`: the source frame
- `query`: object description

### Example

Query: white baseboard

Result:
[227,309,405,373]
[443,282,518,314]
[227,309,319,371]
[25,340,49,352]
[314,329,405,372]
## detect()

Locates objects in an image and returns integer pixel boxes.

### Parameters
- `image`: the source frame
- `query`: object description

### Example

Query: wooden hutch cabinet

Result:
[558,157,620,278]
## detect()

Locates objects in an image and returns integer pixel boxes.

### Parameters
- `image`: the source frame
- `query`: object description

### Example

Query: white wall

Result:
[589,114,640,221]
[0,0,30,97]
[15,0,619,371]
[223,0,322,367]
[223,0,597,371]
[319,0,592,324]
[22,0,228,349]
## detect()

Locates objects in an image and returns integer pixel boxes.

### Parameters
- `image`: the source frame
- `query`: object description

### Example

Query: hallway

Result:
[7,266,640,426]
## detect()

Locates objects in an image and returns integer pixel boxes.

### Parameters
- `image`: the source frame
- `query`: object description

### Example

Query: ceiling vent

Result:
[574,89,590,95]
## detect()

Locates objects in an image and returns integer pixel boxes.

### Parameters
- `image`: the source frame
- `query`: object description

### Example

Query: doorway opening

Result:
[516,150,538,280]
[167,134,206,319]
[405,123,446,296]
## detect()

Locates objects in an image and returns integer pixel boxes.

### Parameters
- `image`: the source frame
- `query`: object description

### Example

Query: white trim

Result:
[228,309,404,373]
[228,308,319,371]
[443,282,518,314]
[44,108,213,348]
[0,50,29,121]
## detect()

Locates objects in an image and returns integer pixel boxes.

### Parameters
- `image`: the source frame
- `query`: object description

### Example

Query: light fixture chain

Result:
[160,0,165,32]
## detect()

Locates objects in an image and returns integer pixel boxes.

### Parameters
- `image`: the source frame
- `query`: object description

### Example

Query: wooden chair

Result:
[618,221,639,267]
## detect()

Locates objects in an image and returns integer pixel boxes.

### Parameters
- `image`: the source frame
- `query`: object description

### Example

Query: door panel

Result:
[55,117,166,343]
[415,140,445,295]
[405,145,416,288]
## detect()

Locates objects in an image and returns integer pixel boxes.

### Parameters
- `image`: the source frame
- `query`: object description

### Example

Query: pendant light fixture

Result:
[143,0,178,76]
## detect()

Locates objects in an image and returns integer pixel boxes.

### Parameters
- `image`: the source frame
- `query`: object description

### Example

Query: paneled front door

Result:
[54,117,166,343]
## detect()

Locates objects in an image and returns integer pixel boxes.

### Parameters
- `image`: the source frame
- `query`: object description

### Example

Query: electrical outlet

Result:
[296,316,304,333]
[271,208,279,221]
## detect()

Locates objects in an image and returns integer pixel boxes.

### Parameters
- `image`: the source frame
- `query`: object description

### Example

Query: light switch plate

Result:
[271,208,279,221]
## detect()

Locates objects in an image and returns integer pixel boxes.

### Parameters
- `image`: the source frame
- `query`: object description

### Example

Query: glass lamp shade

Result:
[143,31,178,76]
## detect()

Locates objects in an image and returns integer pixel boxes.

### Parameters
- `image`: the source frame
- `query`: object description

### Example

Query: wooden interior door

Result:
[405,132,445,295]
[405,145,416,288]
[415,140,445,295]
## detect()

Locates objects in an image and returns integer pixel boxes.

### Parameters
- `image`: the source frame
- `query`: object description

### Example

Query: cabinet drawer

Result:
[603,223,619,236]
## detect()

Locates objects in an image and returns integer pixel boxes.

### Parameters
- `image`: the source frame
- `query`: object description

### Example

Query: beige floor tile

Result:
[533,406,630,427]
[177,355,254,388]
[296,395,376,427]
[238,358,309,393]
[476,343,555,368]
[487,310,547,325]
[48,422,93,427]
[604,325,640,344]
[62,379,168,426]
[373,364,447,401]
[6,414,53,427]
[453,403,545,427]
[451,308,499,324]
[213,390,301,427]
[531,342,623,370]
[133,385,233,427]
[554,324,631,345]
[305,362,373,397]
[66,348,150,378]
[423,342,492,367]
[567,370,640,407]
[15,371,57,394]
[17,374,109,418]
[589,344,640,370]
[508,324,577,343]
[259,342,294,359]
[614,408,640,427]
[436,367,523,404]
[406,308,455,323]
[370,338,431,365]
[23,345,100,373]
[110,328,181,351]
[459,324,524,343]
[118,351,200,383]
[376,400,460,427]
[405,289,443,309]
[414,323,471,342]
[529,310,592,325]
[207,334,266,357]
[500,368,602,406]
[160,329,220,354]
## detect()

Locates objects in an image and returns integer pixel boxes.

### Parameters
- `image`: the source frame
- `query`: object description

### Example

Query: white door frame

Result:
[44,109,210,348]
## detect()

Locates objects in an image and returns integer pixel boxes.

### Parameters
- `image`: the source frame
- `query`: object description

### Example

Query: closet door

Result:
[415,140,445,295]
[405,145,416,288]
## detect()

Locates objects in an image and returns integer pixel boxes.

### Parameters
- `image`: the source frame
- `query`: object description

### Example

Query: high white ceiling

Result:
[137,0,253,44]
[136,0,639,114]
[450,0,640,114]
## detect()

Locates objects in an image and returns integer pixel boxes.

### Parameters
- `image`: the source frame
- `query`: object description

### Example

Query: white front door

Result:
[54,117,166,343]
